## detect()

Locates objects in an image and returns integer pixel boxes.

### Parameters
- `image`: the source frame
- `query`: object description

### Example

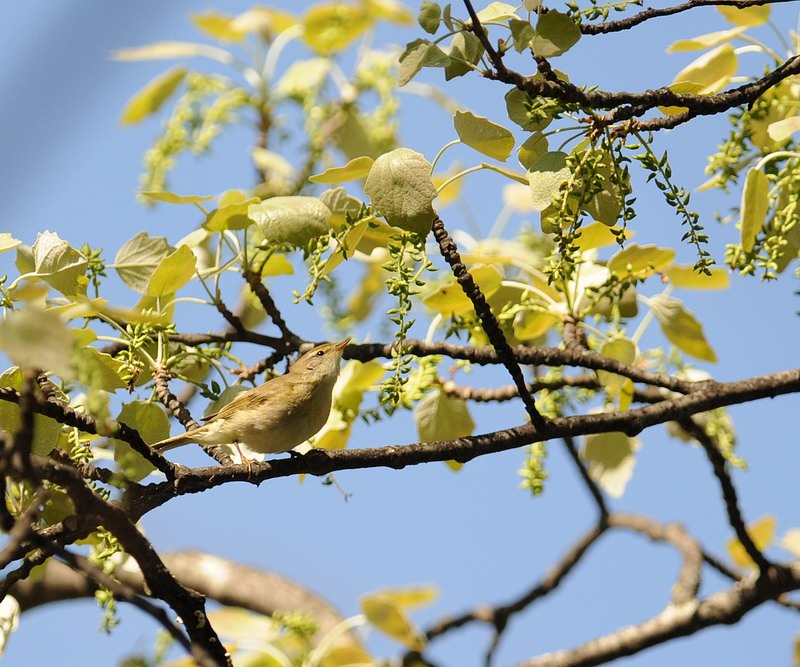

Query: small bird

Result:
[151,338,351,458]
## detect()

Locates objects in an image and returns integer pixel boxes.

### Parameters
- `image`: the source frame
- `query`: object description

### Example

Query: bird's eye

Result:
[316,350,325,357]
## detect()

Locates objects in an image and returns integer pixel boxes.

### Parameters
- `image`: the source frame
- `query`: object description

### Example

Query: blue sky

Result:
[1,1,799,666]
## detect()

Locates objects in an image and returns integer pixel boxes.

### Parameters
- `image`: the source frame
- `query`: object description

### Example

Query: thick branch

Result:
[11,551,346,642]
[123,368,800,516]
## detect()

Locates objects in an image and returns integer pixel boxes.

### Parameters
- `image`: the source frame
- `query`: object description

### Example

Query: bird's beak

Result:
[334,337,351,351]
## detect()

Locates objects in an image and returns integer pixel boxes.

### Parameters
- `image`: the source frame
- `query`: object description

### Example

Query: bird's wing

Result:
[202,386,256,423]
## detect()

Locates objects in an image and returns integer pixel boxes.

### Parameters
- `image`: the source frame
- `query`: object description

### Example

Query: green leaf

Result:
[740,168,770,252]
[361,595,426,651]
[417,0,441,33]
[204,190,260,232]
[671,43,737,95]
[302,3,371,55]
[363,148,437,235]
[140,191,214,205]
[582,432,639,498]
[75,347,127,392]
[0,367,63,455]
[398,39,449,86]
[531,10,581,58]
[665,265,730,290]
[113,232,173,293]
[120,66,186,125]
[649,294,717,362]
[505,88,551,132]
[248,196,332,247]
[31,232,88,297]
[584,155,627,225]
[717,4,770,26]
[423,264,502,315]
[667,27,746,52]
[509,18,536,53]
[517,132,549,170]
[145,245,197,297]
[319,187,364,230]
[110,41,233,64]
[444,31,483,80]
[454,110,514,161]
[309,156,374,183]
[527,151,570,211]
[0,308,74,379]
[607,243,676,278]
[0,234,21,254]
[111,401,170,481]
[415,390,475,443]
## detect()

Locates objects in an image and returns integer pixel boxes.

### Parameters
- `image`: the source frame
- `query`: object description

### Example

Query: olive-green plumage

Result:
[151,339,350,456]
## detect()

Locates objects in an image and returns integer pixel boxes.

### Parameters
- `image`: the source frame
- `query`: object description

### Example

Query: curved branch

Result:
[517,562,800,667]
[11,551,347,641]
[580,0,783,35]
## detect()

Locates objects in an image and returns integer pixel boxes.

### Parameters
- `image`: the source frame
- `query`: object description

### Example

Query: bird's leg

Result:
[233,441,255,477]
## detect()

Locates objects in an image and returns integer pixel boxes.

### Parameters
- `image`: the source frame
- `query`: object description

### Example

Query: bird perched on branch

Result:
[151,338,350,458]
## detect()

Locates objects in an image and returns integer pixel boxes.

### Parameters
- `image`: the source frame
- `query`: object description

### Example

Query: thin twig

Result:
[433,215,547,430]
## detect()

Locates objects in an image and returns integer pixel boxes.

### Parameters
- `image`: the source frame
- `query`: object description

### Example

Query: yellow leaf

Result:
[120,66,186,125]
[574,222,625,252]
[512,308,559,340]
[667,27,746,52]
[432,164,464,208]
[665,265,730,289]
[319,642,374,667]
[717,4,770,26]
[596,336,638,399]
[310,156,374,183]
[658,81,705,116]
[767,116,800,143]
[374,585,438,610]
[191,10,244,42]
[671,44,737,95]
[607,243,675,278]
[422,264,503,315]
[727,515,776,569]
[361,591,430,651]
[0,233,21,254]
[362,0,414,24]
[740,168,770,252]
[303,3,372,55]
[140,191,214,205]
[648,294,717,363]
[110,41,233,64]
[780,528,800,558]
[582,432,639,498]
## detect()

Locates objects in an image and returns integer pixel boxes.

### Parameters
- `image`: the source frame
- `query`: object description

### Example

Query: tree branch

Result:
[580,0,784,35]
[123,368,800,516]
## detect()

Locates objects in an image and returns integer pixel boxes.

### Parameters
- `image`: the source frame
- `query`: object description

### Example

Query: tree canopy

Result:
[0,1,799,666]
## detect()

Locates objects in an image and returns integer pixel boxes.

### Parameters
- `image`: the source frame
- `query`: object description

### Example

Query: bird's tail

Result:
[151,430,200,453]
